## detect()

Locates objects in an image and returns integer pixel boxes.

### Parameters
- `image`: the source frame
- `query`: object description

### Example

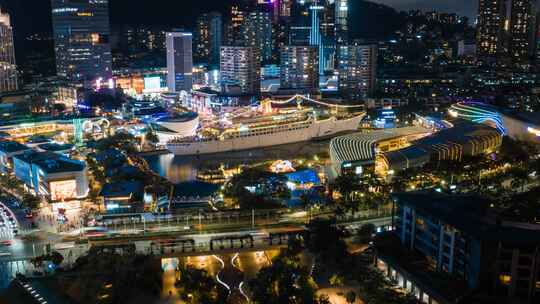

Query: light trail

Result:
[212,255,231,294]
[239,281,250,303]
[231,252,239,268]
[231,253,250,303]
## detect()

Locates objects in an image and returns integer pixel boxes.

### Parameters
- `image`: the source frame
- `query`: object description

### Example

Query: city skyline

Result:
[1,1,540,304]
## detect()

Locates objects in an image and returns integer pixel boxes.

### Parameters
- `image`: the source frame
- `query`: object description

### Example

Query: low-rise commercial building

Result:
[13,151,88,201]
[329,127,431,176]
[100,181,143,214]
[449,101,540,145]
[0,141,31,173]
[378,121,502,175]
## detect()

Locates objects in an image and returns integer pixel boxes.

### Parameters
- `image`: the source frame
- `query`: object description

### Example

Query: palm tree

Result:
[333,173,358,201]
[509,167,529,193]
[333,173,360,217]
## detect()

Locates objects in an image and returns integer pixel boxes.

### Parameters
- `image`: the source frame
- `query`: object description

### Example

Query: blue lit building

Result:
[450,101,540,145]
[373,109,396,129]
[309,5,325,75]
[0,141,31,173]
[13,151,89,201]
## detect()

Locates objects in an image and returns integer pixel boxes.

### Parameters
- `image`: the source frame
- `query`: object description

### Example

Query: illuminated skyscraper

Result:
[334,0,348,44]
[508,0,536,64]
[166,32,193,92]
[226,6,246,45]
[220,46,261,95]
[194,12,223,66]
[289,26,311,45]
[310,4,325,74]
[476,0,506,61]
[280,45,319,92]
[338,43,377,99]
[0,8,17,92]
[279,0,293,19]
[51,0,112,83]
[241,12,273,62]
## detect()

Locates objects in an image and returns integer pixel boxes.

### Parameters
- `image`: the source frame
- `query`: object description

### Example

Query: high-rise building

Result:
[321,0,335,39]
[508,0,536,64]
[114,26,166,54]
[338,43,378,99]
[388,192,540,304]
[166,32,193,92]
[280,46,319,92]
[310,4,325,74]
[476,0,506,61]
[273,23,289,62]
[241,12,273,62]
[335,0,348,44]
[279,0,293,19]
[0,8,17,92]
[51,0,112,83]
[226,6,246,45]
[289,26,311,45]
[256,0,292,22]
[220,46,261,95]
[194,12,223,66]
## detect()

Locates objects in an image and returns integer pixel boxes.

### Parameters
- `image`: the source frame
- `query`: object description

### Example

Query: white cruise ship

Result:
[166,111,364,156]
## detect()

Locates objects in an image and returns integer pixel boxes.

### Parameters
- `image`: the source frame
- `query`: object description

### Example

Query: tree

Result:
[509,167,529,193]
[30,256,44,269]
[68,250,163,304]
[176,266,227,304]
[249,253,321,304]
[329,274,344,286]
[223,167,290,209]
[22,194,41,210]
[52,103,67,114]
[356,223,376,244]
[345,291,357,304]
[299,192,311,210]
[306,219,349,269]
[94,133,138,154]
[49,251,64,267]
[333,173,359,203]
[145,129,159,145]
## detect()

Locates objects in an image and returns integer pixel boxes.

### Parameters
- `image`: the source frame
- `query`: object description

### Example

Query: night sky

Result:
[0,0,477,40]
[372,0,477,20]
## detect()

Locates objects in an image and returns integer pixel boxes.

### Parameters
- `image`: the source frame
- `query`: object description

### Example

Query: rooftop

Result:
[100,180,143,198]
[393,191,540,245]
[37,143,74,152]
[14,151,85,174]
[330,126,431,163]
[0,140,31,154]
[382,120,501,167]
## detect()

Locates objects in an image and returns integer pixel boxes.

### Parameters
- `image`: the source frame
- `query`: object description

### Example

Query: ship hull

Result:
[166,114,364,156]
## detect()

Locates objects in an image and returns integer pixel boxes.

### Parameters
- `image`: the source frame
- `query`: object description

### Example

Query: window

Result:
[499,274,512,286]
